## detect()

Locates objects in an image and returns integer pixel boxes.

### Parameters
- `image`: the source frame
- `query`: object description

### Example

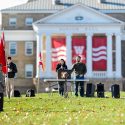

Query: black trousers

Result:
[0,93,4,111]
[75,75,84,97]
[59,82,64,96]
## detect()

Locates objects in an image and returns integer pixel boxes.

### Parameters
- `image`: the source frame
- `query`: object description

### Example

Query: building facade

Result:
[1,0,125,91]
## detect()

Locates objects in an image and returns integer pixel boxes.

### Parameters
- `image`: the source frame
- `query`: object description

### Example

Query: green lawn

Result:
[0,92,125,125]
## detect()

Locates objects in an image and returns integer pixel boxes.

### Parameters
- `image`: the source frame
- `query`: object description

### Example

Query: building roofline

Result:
[33,3,124,26]
[1,10,58,13]
[1,0,125,13]
[2,9,125,14]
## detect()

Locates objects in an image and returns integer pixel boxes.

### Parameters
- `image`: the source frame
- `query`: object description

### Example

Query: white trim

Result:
[86,33,93,78]
[66,33,72,69]
[1,0,125,14]
[45,33,52,77]
[9,42,17,56]
[0,30,36,41]
[100,9,125,13]
[115,34,122,78]
[25,64,33,78]
[36,33,42,78]
[1,10,57,14]
[34,23,123,27]
[2,9,125,14]
[33,23,123,33]
[25,41,33,56]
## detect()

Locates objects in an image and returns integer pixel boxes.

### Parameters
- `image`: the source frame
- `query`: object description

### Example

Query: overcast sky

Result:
[0,0,28,25]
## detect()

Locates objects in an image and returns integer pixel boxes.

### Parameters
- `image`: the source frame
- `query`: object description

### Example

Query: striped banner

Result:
[51,37,66,71]
[92,36,107,71]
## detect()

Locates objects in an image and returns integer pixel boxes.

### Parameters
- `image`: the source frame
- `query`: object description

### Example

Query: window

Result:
[25,64,33,78]
[25,42,33,56]
[25,18,33,26]
[9,18,17,26]
[9,42,17,56]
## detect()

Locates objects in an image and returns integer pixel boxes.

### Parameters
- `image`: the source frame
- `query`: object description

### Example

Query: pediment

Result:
[34,4,123,25]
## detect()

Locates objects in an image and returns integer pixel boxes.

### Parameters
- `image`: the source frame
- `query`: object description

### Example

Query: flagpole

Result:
[37,64,40,94]
[37,51,44,94]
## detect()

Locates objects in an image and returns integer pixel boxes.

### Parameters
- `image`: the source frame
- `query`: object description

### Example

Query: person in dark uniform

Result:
[56,59,67,96]
[71,56,87,97]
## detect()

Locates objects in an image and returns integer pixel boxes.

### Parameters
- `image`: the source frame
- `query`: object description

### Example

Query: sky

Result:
[0,0,28,25]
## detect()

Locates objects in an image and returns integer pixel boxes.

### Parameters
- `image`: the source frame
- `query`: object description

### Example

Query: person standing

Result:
[5,57,17,98]
[71,56,87,97]
[56,59,68,96]
[0,64,4,111]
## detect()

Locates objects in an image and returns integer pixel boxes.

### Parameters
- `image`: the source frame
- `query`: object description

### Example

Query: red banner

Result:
[92,36,107,71]
[72,36,86,64]
[52,36,66,71]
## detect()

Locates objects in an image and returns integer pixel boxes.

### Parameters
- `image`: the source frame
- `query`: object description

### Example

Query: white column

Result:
[36,32,42,78]
[66,33,72,69]
[45,33,52,77]
[115,33,122,78]
[107,33,113,78]
[86,33,93,78]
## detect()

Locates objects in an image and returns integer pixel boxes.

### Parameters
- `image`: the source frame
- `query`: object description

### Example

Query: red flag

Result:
[0,32,7,74]
[39,52,44,71]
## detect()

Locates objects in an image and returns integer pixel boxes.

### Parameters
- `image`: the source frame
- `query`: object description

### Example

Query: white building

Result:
[33,3,124,79]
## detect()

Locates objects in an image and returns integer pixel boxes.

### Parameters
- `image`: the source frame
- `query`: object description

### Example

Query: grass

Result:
[0,92,125,125]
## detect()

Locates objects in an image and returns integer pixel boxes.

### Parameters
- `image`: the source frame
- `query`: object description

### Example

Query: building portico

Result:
[33,4,123,79]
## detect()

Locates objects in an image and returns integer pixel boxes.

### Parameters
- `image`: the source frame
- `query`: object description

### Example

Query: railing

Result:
[92,72,107,78]
[40,71,116,79]
[92,72,117,78]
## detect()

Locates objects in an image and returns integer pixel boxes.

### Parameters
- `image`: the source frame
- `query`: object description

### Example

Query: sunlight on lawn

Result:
[0,92,125,125]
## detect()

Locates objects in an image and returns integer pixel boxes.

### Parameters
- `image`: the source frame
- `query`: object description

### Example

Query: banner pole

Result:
[37,64,40,94]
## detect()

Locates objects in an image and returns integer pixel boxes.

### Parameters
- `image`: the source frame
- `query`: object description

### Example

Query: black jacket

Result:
[56,64,68,72]
[71,62,87,76]
[7,62,17,78]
